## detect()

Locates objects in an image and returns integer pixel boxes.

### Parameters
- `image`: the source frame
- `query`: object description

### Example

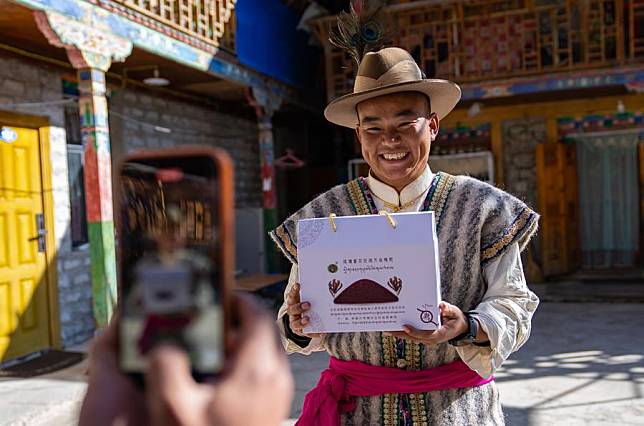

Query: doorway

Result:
[0,118,54,362]
[571,130,642,270]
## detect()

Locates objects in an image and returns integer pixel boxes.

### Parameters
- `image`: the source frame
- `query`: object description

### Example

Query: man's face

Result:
[356,92,439,191]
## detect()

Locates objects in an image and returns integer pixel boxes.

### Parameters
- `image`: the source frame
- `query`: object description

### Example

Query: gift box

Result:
[297,211,442,334]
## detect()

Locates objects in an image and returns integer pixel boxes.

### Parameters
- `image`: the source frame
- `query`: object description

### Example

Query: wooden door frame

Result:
[0,109,62,350]
[638,142,644,266]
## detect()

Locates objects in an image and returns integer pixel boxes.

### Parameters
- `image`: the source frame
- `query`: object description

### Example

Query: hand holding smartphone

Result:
[116,147,233,382]
[79,295,294,426]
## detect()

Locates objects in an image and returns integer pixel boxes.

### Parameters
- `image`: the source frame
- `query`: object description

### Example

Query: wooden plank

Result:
[536,143,558,276]
[616,0,625,62]
[536,142,579,277]
[562,143,580,271]
[629,0,635,59]
[490,120,504,186]
[640,142,644,264]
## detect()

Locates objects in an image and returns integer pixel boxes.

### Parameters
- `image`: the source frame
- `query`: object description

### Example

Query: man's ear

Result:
[428,114,440,140]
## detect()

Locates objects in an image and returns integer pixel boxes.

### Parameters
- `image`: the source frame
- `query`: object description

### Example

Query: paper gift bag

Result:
[297,211,441,334]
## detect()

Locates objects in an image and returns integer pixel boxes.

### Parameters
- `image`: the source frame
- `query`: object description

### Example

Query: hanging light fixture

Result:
[616,100,625,114]
[468,102,482,118]
[143,68,170,87]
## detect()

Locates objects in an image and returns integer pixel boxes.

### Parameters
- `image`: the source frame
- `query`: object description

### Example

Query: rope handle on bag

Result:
[328,211,397,232]
[379,210,397,229]
[328,213,337,232]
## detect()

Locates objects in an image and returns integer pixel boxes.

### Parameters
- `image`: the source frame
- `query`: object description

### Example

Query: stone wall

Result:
[501,117,547,210]
[0,55,266,351]
[109,88,262,208]
[0,54,94,347]
[0,56,65,127]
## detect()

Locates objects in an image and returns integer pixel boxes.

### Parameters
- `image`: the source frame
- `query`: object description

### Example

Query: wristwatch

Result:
[448,312,478,346]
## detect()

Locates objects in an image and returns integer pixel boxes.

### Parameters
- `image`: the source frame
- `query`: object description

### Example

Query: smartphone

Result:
[116,146,234,383]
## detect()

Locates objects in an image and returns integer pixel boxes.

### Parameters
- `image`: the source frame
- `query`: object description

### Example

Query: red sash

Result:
[297,356,493,426]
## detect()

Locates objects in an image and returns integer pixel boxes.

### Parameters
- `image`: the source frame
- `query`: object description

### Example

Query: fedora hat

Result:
[324,47,461,128]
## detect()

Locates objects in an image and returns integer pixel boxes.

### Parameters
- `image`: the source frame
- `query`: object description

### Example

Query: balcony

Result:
[312,0,644,101]
[94,0,237,53]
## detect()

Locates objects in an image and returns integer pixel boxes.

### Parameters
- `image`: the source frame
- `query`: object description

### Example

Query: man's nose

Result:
[382,130,401,144]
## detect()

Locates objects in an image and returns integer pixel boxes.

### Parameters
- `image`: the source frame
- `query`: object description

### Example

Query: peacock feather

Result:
[329,0,390,65]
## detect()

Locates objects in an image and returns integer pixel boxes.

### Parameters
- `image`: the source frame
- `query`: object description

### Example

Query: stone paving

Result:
[0,356,87,426]
[1,302,642,425]
[286,303,644,426]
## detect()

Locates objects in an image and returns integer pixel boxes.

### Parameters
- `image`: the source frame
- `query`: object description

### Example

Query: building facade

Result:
[0,0,321,362]
[307,0,644,282]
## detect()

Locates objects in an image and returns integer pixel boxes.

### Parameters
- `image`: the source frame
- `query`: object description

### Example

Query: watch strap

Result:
[448,312,478,346]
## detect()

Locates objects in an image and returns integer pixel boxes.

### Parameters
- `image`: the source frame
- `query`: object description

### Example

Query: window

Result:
[66,145,88,248]
[65,102,88,248]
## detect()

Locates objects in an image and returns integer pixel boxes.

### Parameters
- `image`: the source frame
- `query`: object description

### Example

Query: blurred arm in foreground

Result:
[79,294,294,426]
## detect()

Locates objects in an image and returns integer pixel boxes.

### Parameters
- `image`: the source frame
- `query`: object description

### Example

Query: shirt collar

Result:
[367,165,433,206]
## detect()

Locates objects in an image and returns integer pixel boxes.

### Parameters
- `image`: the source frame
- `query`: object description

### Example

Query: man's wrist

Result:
[449,312,478,346]
[467,315,491,346]
[458,312,469,335]
[282,315,311,348]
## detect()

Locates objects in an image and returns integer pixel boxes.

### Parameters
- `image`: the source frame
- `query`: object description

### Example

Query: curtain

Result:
[573,132,641,269]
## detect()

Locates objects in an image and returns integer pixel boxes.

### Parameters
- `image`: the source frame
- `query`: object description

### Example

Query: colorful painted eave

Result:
[460,66,644,101]
[13,0,301,104]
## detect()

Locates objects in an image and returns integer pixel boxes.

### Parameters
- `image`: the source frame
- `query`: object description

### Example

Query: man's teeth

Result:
[382,152,408,160]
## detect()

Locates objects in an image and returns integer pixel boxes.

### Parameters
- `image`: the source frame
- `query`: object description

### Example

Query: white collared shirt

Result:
[367,166,434,211]
[277,165,539,379]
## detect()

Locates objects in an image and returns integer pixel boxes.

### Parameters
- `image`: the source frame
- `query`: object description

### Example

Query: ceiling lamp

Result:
[143,68,170,86]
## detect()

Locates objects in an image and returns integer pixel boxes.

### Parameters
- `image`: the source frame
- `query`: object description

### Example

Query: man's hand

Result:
[384,302,468,345]
[146,294,293,426]
[78,314,148,426]
[79,294,294,426]
[285,283,324,339]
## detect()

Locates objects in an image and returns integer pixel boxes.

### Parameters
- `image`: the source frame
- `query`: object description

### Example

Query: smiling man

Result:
[270,47,540,425]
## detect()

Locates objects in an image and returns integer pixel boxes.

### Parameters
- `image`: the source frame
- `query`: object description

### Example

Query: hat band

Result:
[353,60,423,92]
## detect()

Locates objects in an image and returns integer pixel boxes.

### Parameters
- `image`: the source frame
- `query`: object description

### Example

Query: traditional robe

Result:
[271,171,539,425]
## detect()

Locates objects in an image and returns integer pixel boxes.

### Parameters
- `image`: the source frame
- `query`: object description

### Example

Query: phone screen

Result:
[119,156,223,375]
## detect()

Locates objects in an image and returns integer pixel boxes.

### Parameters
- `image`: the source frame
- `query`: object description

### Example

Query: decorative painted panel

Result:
[433,123,492,156]
[18,0,298,103]
[558,111,644,141]
[314,0,643,101]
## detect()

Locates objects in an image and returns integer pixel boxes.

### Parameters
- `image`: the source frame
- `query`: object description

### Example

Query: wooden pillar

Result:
[248,87,283,272]
[78,69,118,326]
[35,10,132,327]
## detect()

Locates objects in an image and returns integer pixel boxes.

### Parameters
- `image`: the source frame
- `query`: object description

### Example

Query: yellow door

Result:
[0,126,51,361]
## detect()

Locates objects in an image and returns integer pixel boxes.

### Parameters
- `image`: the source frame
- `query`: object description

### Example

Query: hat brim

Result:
[324,79,461,128]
